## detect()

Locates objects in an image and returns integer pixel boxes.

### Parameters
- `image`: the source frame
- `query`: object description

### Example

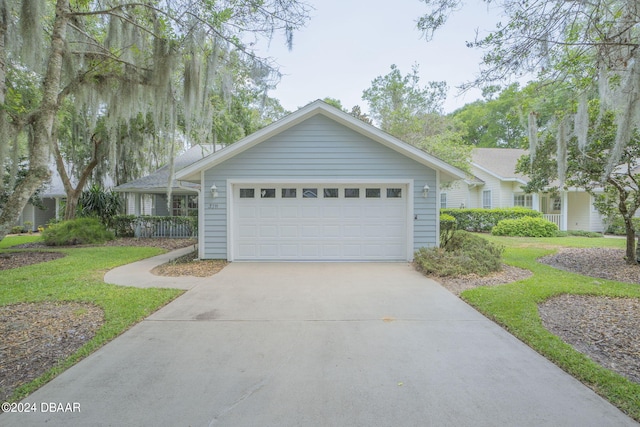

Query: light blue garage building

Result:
[176,100,466,261]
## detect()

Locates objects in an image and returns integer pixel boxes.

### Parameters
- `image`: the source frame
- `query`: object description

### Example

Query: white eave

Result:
[472,162,528,185]
[176,100,467,183]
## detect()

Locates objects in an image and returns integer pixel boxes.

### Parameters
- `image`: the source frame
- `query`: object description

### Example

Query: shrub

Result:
[555,230,603,238]
[605,216,640,235]
[111,215,137,237]
[439,213,457,248]
[78,185,123,228]
[441,207,542,232]
[10,225,24,234]
[414,231,504,277]
[42,217,115,246]
[492,216,558,237]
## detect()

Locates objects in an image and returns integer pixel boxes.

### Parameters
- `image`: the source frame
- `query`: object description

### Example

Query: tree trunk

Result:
[623,215,637,264]
[53,133,102,221]
[0,0,69,241]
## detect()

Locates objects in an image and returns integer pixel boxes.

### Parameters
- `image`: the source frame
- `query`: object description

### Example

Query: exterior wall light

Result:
[210,183,218,198]
[423,184,430,198]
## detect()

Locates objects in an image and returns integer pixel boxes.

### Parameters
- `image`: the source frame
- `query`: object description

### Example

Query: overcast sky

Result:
[253,0,504,114]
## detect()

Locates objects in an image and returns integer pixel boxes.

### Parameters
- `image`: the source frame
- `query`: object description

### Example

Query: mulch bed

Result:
[0,302,104,402]
[0,251,65,271]
[539,295,640,384]
[151,250,227,277]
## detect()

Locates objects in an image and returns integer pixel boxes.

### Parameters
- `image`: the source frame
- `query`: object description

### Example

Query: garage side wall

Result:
[202,114,438,260]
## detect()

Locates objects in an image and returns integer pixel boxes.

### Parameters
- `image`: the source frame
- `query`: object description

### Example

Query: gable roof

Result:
[176,100,467,182]
[471,148,529,185]
[115,145,217,193]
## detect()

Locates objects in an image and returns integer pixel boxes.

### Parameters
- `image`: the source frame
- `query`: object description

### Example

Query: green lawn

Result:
[463,234,640,422]
[0,235,184,401]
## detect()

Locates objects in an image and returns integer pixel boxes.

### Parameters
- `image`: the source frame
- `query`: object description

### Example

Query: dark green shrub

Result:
[78,185,123,228]
[414,231,504,277]
[42,217,115,246]
[439,213,457,248]
[441,207,542,232]
[492,216,558,237]
[111,215,137,237]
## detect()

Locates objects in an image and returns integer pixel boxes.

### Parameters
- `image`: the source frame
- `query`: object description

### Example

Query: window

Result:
[482,190,492,209]
[387,188,402,198]
[366,188,381,198]
[513,194,533,208]
[239,188,255,198]
[440,192,447,209]
[172,195,198,217]
[553,197,561,211]
[303,188,318,198]
[345,188,360,198]
[323,188,338,198]
[282,188,297,198]
[260,188,275,198]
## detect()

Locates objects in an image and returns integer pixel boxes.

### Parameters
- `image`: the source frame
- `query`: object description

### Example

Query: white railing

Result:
[133,217,195,238]
[543,214,561,229]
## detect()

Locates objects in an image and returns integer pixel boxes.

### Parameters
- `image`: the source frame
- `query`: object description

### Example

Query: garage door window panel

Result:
[366,188,381,198]
[303,188,318,198]
[323,188,338,198]
[345,188,360,198]
[261,188,276,198]
[240,188,255,198]
[387,188,402,198]
[282,188,297,198]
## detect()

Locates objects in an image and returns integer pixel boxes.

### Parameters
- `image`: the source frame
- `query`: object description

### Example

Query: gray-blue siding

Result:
[202,114,438,259]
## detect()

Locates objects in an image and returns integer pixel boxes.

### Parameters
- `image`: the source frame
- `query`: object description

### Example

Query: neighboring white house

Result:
[174,100,467,261]
[444,148,606,232]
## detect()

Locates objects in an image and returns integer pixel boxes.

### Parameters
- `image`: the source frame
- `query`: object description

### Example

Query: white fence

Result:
[134,217,195,238]
[543,214,562,229]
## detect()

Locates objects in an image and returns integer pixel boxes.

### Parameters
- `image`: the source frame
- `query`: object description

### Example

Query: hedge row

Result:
[441,207,542,232]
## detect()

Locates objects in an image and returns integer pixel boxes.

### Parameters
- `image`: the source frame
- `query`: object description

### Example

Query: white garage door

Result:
[231,184,409,261]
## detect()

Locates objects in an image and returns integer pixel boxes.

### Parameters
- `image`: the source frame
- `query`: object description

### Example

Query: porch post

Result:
[532,193,540,211]
[560,191,568,231]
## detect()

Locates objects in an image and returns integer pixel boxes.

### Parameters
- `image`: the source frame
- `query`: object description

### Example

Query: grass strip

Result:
[0,236,183,401]
[461,236,640,421]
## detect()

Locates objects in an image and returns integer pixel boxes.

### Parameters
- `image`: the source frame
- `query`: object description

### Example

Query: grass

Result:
[0,235,184,401]
[0,234,42,248]
[461,234,640,421]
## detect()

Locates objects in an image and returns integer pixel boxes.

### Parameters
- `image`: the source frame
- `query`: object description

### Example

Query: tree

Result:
[517,102,640,264]
[418,0,640,173]
[452,84,529,148]
[362,64,471,172]
[0,0,309,241]
[362,64,447,137]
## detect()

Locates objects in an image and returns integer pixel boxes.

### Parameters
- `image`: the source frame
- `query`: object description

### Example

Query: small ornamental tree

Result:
[517,103,640,264]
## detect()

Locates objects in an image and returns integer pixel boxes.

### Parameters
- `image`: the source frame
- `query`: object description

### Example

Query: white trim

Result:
[472,162,528,185]
[199,170,205,259]
[435,171,441,248]
[226,178,413,261]
[177,101,467,183]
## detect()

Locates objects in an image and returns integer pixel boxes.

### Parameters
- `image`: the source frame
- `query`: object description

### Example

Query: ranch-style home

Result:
[173,100,466,261]
[443,147,606,232]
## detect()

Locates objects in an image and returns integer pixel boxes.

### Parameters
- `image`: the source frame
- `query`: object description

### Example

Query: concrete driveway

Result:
[2,262,637,426]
